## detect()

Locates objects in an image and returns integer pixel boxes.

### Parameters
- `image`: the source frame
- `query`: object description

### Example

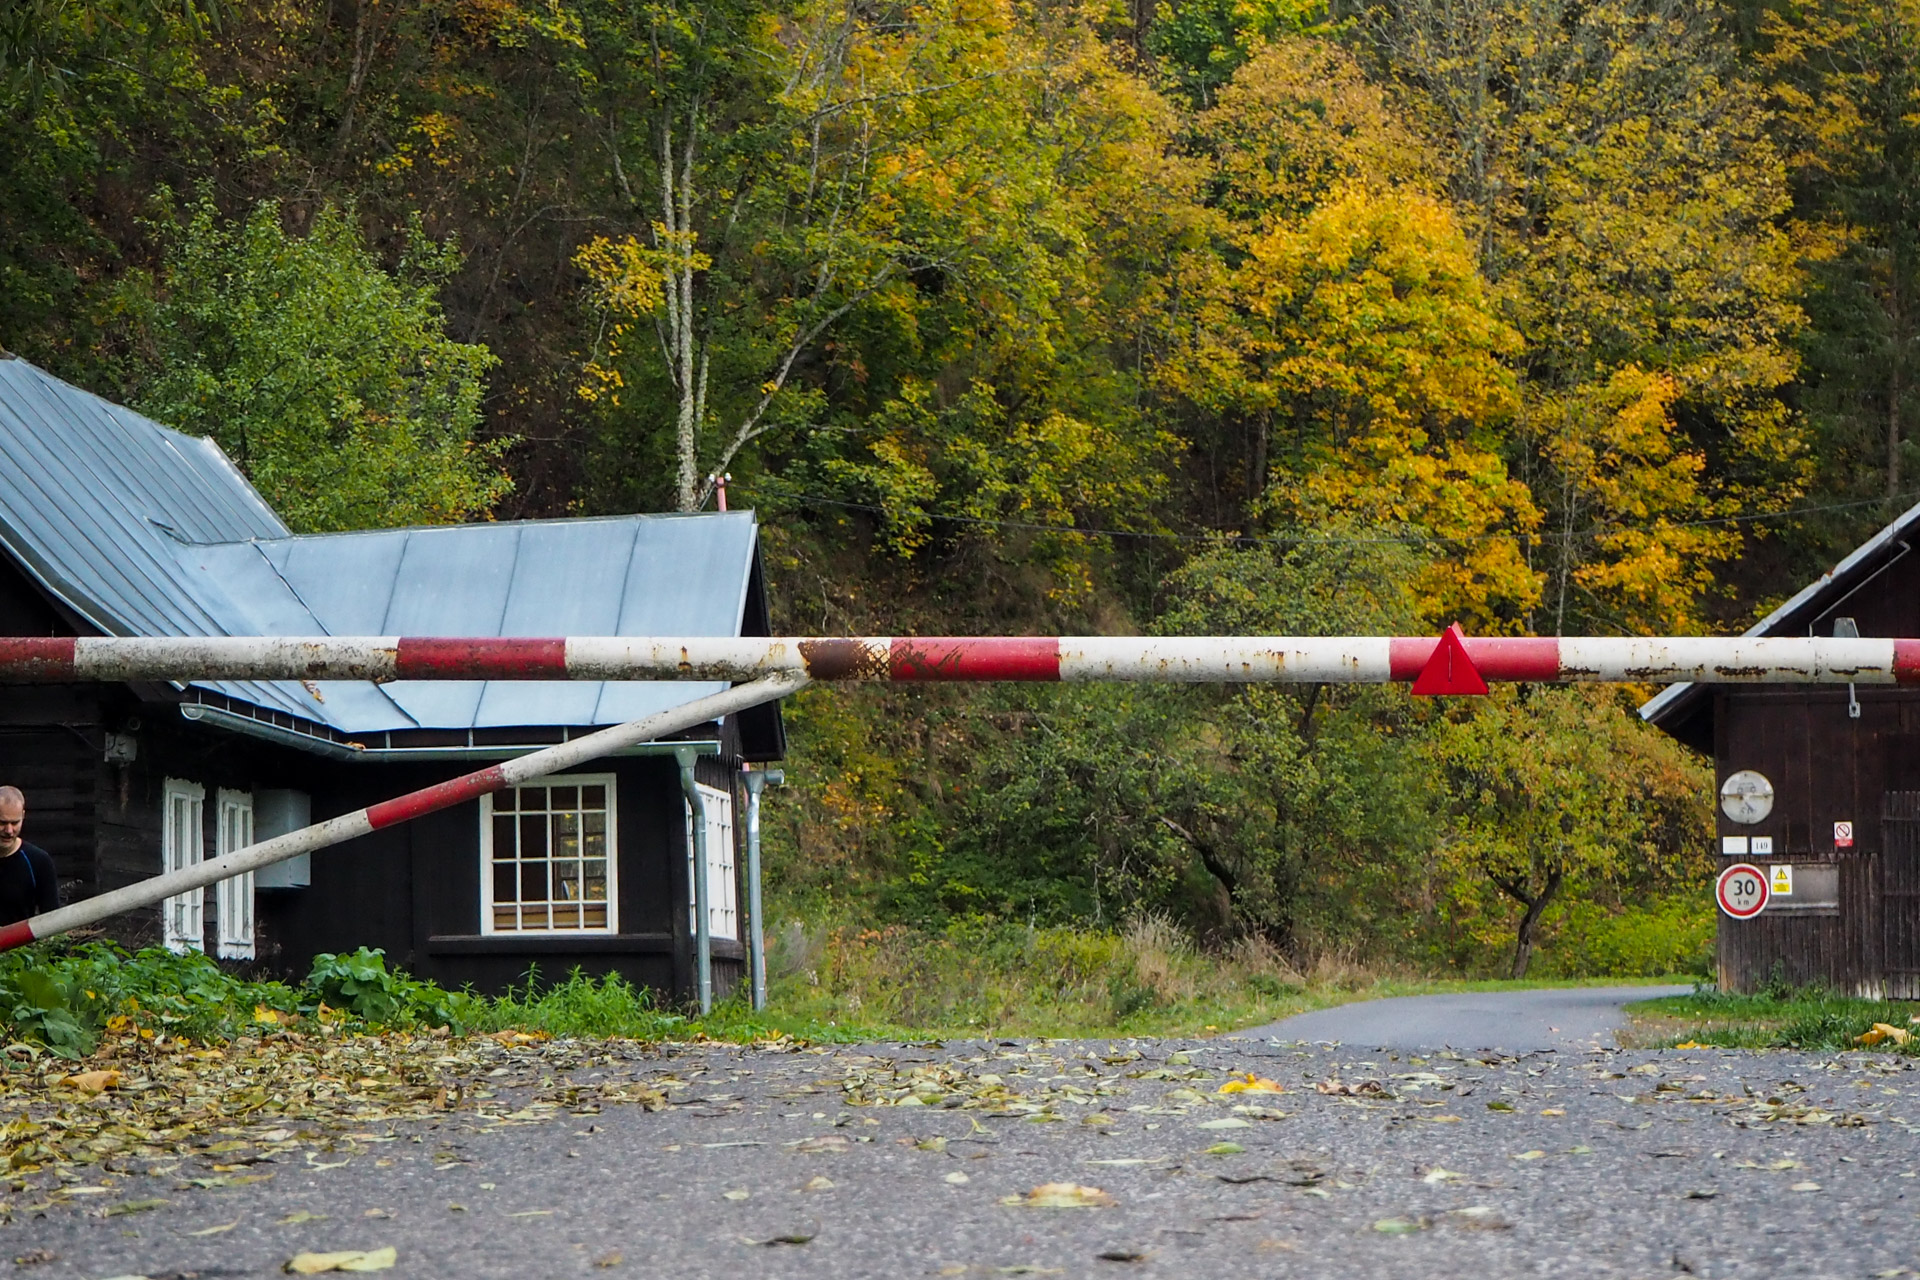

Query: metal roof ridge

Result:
[163,507,757,548]
[1639,494,1920,723]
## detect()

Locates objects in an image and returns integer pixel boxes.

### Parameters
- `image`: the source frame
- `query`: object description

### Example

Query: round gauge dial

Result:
[1719,770,1774,825]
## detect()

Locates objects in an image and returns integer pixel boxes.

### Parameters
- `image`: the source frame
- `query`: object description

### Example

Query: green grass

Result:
[0,940,896,1054]
[1624,987,1920,1052]
[759,916,1697,1041]
[0,931,1706,1056]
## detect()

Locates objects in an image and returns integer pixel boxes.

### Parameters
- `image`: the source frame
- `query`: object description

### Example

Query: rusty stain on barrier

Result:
[798,638,889,680]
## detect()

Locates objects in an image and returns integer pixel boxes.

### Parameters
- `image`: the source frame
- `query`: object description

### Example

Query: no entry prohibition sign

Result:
[1717,862,1770,919]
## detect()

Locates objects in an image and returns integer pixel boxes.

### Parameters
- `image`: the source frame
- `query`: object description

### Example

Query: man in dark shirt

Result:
[0,786,58,924]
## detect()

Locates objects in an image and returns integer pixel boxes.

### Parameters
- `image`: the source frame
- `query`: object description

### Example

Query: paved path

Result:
[5,1034,1918,1279]
[1233,985,1694,1052]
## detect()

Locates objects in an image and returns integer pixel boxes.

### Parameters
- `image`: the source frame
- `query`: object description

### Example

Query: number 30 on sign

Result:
[1717,863,1770,919]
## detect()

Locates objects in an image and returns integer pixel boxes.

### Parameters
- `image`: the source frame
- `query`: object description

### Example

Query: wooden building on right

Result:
[1643,505,1920,997]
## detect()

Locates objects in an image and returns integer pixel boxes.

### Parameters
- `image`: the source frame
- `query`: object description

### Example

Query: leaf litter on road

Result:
[284,1246,396,1274]
[1003,1183,1116,1208]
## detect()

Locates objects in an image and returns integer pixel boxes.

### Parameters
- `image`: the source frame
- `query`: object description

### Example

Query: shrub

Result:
[1537,895,1714,979]
[0,941,303,1057]
[303,947,480,1031]
[464,966,685,1040]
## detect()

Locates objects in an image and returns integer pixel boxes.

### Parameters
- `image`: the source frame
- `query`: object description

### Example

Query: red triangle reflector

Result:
[1411,623,1489,696]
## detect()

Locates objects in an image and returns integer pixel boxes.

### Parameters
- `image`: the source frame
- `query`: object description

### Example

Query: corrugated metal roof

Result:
[0,356,759,735]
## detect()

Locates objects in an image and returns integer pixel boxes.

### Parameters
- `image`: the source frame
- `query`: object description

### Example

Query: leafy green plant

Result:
[303,948,478,1032]
[0,941,303,1056]
[463,965,685,1040]
[0,967,89,1056]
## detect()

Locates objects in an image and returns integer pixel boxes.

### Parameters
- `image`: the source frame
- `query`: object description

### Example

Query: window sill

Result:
[426,934,747,959]
[428,932,673,955]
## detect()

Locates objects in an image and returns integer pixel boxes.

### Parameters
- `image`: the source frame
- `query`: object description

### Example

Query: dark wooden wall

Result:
[1712,536,1920,995]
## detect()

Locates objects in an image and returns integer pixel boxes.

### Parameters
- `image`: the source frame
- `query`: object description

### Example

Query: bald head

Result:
[0,787,21,856]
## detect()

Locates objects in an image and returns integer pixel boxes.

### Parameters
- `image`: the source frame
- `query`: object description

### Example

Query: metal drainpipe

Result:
[742,767,781,1012]
[675,746,712,1016]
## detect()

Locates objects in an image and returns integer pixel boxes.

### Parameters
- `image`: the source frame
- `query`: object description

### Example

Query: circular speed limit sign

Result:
[1716,862,1770,919]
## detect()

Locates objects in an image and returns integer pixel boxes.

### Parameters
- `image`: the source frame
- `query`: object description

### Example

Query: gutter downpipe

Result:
[742,767,777,1012]
[676,746,712,1016]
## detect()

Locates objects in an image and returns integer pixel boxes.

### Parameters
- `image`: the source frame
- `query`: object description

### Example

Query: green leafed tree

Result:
[133,197,510,532]
[1425,685,1710,978]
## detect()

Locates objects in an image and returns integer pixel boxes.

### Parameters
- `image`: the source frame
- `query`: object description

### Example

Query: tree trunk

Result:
[1891,283,1907,503]
[1890,353,1903,503]
[1504,869,1563,980]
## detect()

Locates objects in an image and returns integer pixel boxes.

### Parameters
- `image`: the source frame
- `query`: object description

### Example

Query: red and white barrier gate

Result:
[0,627,1916,687]
[0,625,1900,969]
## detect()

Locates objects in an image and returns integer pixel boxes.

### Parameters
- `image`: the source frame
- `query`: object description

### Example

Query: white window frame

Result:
[215,789,255,960]
[161,779,205,954]
[686,781,737,941]
[480,773,618,936]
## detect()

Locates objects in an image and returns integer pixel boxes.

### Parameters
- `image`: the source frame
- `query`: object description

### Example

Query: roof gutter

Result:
[179,703,720,762]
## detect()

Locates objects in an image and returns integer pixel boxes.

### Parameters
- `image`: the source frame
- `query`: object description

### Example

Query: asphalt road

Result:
[4,1033,1918,1279]
[1233,985,1696,1052]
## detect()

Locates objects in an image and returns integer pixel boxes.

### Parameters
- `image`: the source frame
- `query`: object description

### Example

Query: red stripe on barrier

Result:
[1897,640,1920,684]
[396,637,568,679]
[889,637,1062,681]
[366,764,510,830]
[0,919,37,952]
[1470,637,1562,681]
[1390,636,1560,683]
[1388,637,1431,680]
[0,637,78,681]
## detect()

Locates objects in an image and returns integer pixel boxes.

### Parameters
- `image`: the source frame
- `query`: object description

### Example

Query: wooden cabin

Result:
[0,355,785,1003]
[1643,508,1920,998]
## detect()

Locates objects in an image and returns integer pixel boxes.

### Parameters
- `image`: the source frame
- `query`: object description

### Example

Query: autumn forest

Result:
[6,0,1919,991]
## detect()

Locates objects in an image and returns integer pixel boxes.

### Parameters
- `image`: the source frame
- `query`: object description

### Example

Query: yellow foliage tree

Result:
[1163,178,1541,630]
[1363,0,1806,634]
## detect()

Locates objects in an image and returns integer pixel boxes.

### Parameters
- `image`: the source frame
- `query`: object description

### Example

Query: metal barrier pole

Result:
[4,633,1919,686]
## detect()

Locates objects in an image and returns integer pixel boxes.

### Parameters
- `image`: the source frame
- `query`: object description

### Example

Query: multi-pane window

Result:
[215,790,255,960]
[685,782,737,941]
[481,775,615,934]
[162,779,204,954]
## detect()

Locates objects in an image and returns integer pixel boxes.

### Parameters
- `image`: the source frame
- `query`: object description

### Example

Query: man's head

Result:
[0,786,23,855]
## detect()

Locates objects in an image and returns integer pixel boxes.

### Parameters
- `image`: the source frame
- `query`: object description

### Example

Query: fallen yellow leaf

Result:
[1855,1023,1913,1048]
[56,1070,122,1094]
[1003,1182,1116,1209]
[1218,1073,1286,1095]
[285,1247,396,1274]
[255,1006,283,1025]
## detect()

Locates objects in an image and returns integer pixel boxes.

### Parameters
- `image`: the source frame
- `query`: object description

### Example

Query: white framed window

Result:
[686,782,737,941]
[215,789,255,960]
[481,774,616,934]
[162,779,205,954]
